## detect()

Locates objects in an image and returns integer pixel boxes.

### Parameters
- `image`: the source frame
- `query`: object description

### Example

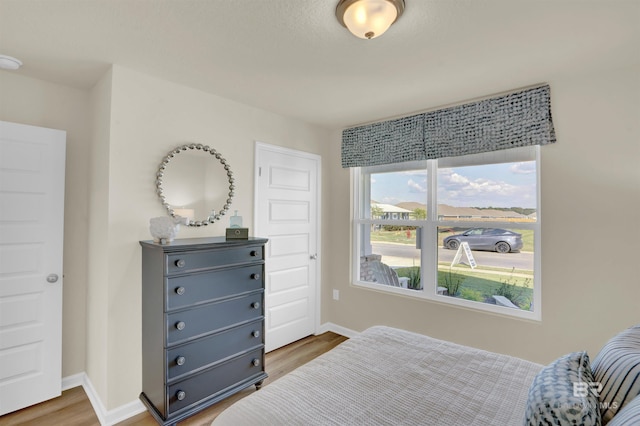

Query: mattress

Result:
[213,326,543,425]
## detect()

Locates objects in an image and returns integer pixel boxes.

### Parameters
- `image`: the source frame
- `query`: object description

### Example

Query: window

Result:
[352,146,540,320]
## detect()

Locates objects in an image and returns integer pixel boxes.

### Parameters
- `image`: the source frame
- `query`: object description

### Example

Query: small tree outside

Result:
[412,207,426,220]
[371,205,384,219]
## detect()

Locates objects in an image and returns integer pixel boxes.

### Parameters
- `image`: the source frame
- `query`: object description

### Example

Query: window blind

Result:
[341,84,555,168]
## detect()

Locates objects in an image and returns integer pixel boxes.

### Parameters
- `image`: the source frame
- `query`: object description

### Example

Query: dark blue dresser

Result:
[139,237,268,426]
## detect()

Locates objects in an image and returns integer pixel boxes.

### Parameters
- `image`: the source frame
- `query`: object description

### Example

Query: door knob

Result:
[310,254,318,260]
[46,274,59,283]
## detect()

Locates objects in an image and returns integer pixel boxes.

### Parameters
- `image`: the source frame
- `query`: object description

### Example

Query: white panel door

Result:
[255,143,320,352]
[0,121,66,415]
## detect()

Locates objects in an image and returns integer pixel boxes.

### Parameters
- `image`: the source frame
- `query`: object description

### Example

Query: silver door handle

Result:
[46,274,59,283]
[310,254,318,260]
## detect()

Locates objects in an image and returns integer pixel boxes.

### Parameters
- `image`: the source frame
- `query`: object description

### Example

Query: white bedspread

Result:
[213,326,542,426]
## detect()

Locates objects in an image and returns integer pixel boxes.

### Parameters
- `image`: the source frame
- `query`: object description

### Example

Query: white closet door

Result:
[0,121,66,415]
[255,143,320,352]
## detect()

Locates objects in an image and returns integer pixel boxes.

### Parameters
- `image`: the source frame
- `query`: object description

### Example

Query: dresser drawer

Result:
[167,348,264,415]
[166,265,263,311]
[166,246,264,275]
[166,293,263,346]
[166,320,263,381]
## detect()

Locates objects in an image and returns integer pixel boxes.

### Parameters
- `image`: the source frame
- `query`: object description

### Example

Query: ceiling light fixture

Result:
[336,0,405,40]
[0,55,22,70]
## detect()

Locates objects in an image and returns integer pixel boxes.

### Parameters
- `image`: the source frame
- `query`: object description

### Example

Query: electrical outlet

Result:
[332,289,340,301]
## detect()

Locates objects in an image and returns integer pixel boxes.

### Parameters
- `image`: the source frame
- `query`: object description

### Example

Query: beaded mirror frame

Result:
[155,144,234,227]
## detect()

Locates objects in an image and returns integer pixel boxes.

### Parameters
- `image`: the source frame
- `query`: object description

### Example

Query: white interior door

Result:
[0,121,66,415]
[255,143,320,352]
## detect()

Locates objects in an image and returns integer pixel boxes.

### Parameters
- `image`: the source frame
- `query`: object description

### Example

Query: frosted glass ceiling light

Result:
[0,55,22,70]
[336,0,405,40]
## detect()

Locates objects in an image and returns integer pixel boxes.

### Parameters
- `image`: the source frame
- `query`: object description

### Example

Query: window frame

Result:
[351,146,541,321]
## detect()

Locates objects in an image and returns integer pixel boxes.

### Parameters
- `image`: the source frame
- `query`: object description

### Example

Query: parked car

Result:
[443,228,523,253]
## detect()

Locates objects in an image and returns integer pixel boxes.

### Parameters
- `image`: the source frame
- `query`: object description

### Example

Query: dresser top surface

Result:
[140,236,268,252]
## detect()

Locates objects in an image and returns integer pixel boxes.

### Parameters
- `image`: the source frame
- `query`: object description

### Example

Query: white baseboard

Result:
[317,322,359,338]
[61,372,146,426]
[103,397,146,426]
[61,372,85,391]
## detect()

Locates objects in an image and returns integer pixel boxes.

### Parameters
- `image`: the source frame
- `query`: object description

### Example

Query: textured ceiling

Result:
[0,0,638,128]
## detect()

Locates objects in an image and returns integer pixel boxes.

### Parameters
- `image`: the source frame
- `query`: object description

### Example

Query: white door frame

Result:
[254,141,321,337]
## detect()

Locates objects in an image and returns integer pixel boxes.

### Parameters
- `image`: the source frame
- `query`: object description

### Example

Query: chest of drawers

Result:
[139,237,268,426]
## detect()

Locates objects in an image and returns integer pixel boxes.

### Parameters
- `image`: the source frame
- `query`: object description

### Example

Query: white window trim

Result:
[350,147,541,321]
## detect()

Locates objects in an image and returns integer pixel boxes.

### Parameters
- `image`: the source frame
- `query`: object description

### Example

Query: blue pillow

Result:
[524,351,601,426]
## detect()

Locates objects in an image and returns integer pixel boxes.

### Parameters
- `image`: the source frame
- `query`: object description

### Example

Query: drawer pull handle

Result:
[251,273,260,280]
[176,390,186,401]
[251,302,260,310]
[252,358,260,367]
[175,259,186,268]
[250,250,258,257]
[175,286,185,295]
[175,321,186,331]
[252,330,261,338]
[176,356,186,366]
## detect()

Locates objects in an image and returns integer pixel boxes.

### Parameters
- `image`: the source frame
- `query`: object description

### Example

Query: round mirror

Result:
[155,144,234,227]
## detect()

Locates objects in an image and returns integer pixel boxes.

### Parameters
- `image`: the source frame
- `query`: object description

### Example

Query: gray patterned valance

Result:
[341,85,556,168]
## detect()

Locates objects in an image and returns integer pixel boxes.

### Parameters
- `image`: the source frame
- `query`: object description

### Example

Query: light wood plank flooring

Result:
[0,332,347,426]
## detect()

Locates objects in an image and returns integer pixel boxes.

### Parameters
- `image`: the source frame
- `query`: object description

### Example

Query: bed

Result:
[213,325,640,426]
[213,326,542,425]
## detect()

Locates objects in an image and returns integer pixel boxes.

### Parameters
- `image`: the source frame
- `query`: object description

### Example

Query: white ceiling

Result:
[0,0,638,128]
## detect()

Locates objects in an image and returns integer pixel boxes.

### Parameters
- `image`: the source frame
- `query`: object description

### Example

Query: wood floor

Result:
[0,332,347,426]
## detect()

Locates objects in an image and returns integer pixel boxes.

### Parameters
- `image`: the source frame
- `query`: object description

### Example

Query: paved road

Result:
[371,242,533,271]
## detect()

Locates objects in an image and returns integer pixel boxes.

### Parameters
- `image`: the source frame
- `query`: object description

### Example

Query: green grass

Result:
[394,265,533,310]
[437,262,531,276]
[371,229,418,244]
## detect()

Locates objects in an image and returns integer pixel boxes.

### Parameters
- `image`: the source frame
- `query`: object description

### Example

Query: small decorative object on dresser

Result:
[139,237,268,426]
[149,216,189,244]
[226,210,248,240]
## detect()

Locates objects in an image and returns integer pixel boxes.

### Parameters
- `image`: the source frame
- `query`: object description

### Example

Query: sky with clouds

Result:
[371,161,537,209]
